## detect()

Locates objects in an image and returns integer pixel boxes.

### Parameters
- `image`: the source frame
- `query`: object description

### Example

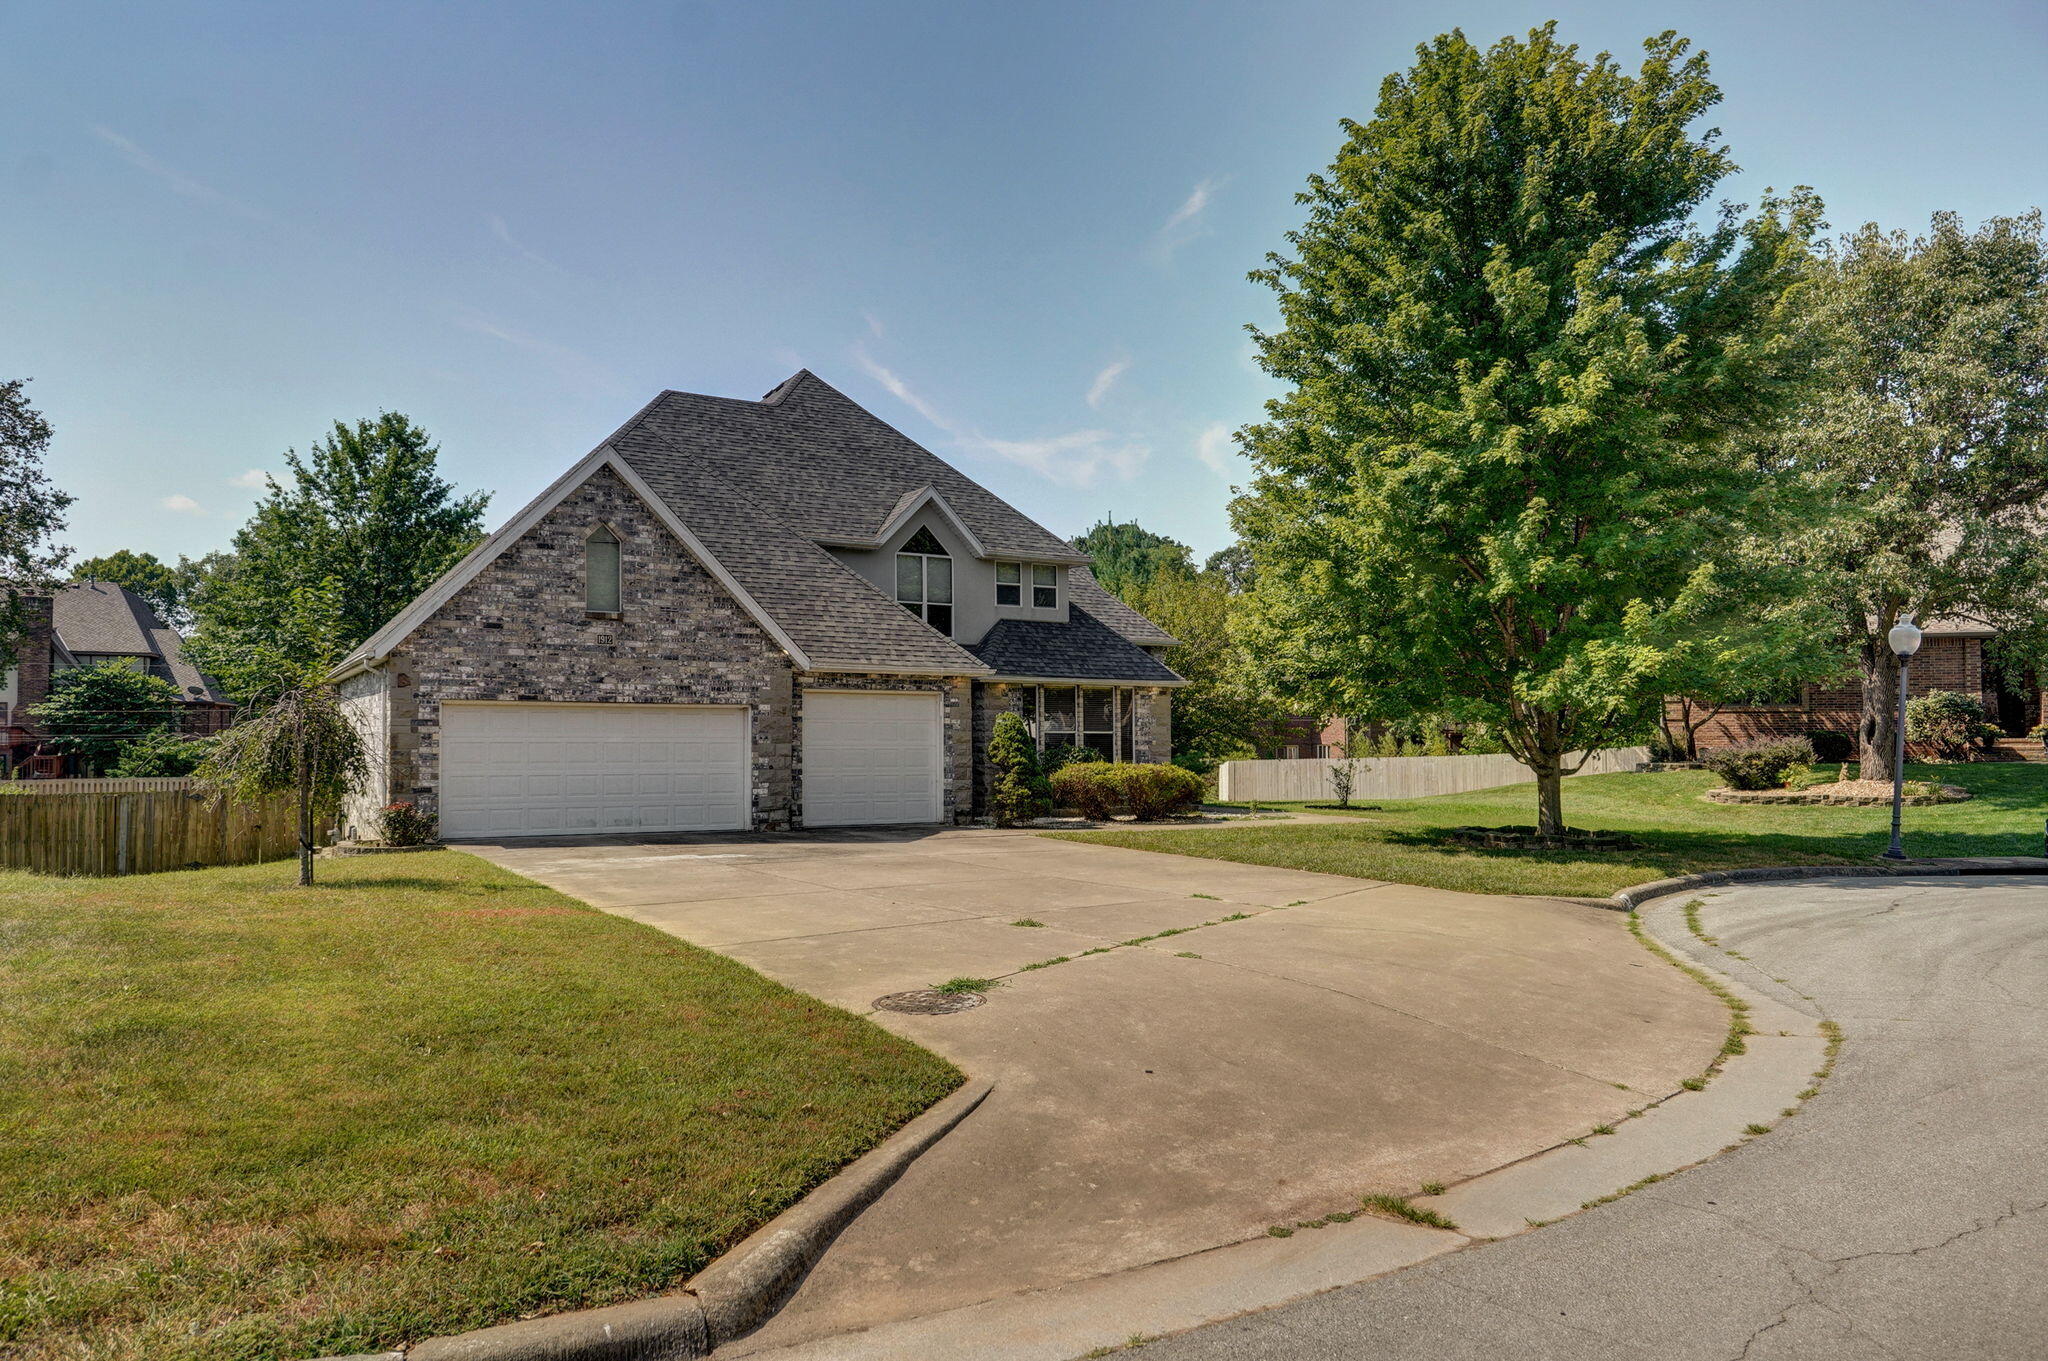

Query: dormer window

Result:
[586,524,622,614]
[1032,564,1058,609]
[895,527,953,636]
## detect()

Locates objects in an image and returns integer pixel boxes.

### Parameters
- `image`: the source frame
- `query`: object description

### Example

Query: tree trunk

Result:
[297,749,315,887]
[1857,632,1900,785]
[1530,712,1567,835]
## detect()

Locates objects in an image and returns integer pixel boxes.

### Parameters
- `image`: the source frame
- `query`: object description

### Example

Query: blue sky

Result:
[5,1,2045,568]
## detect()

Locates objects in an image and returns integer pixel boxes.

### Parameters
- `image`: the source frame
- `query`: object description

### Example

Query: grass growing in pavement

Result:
[0,852,960,1361]
[931,976,1002,994]
[1055,764,2048,898]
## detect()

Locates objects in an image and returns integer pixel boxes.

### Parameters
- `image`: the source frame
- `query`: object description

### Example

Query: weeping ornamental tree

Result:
[200,687,367,886]
[1233,26,1823,834]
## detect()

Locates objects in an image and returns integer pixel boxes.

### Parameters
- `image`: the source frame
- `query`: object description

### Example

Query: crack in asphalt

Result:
[1722,1200,2048,1360]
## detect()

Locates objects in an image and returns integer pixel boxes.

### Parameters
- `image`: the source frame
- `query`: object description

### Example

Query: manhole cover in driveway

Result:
[874,989,987,1015]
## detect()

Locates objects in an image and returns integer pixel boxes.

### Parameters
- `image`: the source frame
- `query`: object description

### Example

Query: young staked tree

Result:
[187,414,487,701]
[0,378,75,665]
[1772,213,2048,782]
[1232,26,1824,833]
[200,686,367,886]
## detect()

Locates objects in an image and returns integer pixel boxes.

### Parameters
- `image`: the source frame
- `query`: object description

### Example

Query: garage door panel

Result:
[439,703,749,839]
[802,691,943,827]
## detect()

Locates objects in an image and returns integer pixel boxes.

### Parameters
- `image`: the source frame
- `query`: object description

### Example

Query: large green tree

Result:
[1232,26,1824,832]
[28,662,183,776]
[1071,520,1195,597]
[1772,212,2048,782]
[187,414,487,702]
[73,550,183,624]
[0,378,75,665]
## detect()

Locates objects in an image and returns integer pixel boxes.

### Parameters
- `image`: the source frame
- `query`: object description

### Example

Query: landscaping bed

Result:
[1050,764,2048,898]
[1704,778,1971,807]
[0,852,960,1361]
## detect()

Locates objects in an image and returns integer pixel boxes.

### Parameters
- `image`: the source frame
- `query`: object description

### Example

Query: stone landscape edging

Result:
[310,1077,995,1361]
[1608,856,2048,910]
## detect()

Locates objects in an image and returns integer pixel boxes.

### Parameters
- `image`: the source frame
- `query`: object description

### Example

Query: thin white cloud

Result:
[487,214,562,271]
[852,348,957,433]
[1195,423,1238,475]
[862,311,886,340]
[456,313,619,391]
[227,469,269,489]
[90,126,264,220]
[853,347,1148,488]
[1085,358,1130,410]
[162,494,205,514]
[1152,176,1223,262]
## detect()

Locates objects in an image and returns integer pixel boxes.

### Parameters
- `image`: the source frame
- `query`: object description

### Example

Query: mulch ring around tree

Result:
[1704,779,1973,807]
[1444,825,1644,852]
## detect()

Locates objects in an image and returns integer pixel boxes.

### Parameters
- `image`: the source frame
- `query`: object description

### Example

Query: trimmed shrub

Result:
[1700,737,1817,791]
[1804,729,1855,763]
[378,801,439,846]
[1906,690,1997,761]
[987,713,1053,827]
[1040,743,1106,776]
[1051,762,1205,821]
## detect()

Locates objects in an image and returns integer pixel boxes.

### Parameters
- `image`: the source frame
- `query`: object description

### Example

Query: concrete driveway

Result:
[465,826,1724,1351]
[1138,874,2048,1361]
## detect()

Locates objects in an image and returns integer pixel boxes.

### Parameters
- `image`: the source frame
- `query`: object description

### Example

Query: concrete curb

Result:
[1607,856,2048,910]
[310,1078,994,1361]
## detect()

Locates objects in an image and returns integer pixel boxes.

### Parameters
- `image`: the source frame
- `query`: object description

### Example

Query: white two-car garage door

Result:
[438,702,750,839]
[802,690,944,827]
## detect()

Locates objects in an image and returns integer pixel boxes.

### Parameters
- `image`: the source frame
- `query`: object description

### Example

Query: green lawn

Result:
[0,852,959,1361]
[1054,763,2048,897]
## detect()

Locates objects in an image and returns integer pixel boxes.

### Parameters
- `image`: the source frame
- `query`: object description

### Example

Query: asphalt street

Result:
[1138,874,2048,1361]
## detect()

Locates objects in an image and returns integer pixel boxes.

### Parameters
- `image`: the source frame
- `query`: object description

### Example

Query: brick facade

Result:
[381,464,800,829]
[1675,634,2043,751]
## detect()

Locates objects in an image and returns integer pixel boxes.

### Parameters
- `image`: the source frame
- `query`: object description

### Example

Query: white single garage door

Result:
[438,702,750,839]
[802,690,944,827]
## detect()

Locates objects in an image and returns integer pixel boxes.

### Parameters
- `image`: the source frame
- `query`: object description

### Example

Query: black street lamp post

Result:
[1881,613,1923,861]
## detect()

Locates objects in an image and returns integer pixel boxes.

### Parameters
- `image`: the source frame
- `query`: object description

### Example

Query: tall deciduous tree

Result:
[0,378,75,665]
[73,550,183,624]
[1072,520,1195,597]
[1233,26,1824,832]
[1772,212,2048,782]
[187,414,487,702]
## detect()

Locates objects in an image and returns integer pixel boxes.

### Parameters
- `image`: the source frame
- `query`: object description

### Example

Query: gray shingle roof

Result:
[967,607,1184,684]
[631,371,1089,562]
[54,583,225,701]
[610,416,993,675]
[1065,566,1177,646]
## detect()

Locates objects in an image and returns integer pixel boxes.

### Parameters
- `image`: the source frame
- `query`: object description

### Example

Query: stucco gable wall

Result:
[387,463,798,828]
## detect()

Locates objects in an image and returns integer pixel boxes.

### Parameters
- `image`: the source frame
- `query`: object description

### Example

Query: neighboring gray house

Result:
[332,371,1183,839]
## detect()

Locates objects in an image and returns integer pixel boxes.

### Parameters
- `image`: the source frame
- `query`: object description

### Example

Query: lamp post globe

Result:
[1880,612,1921,861]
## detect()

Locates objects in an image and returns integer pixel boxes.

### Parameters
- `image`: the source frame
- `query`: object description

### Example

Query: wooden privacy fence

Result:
[1218,746,1652,804]
[0,780,330,876]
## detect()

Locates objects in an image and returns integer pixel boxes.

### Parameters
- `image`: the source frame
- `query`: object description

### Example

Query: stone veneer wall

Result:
[796,673,974,823]
[386,464,800,829]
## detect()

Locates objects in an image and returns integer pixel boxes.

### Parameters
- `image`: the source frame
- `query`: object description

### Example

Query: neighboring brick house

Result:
[0,582,233,774]
[1672,614,2043,752]
[330,371,1184,839]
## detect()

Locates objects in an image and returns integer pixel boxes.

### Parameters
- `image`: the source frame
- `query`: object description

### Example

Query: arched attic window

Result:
[586,524,622,614]
[895,526,953,636]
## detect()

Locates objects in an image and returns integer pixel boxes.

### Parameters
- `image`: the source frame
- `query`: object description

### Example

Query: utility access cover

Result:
[873,989,986,1015]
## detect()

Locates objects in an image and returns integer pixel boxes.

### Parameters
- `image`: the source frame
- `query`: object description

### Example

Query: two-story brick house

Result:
[331,371,1184,839]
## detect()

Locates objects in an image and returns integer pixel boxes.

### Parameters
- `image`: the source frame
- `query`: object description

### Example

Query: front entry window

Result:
[895,527,954,636]
[1018,685,1127,761]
